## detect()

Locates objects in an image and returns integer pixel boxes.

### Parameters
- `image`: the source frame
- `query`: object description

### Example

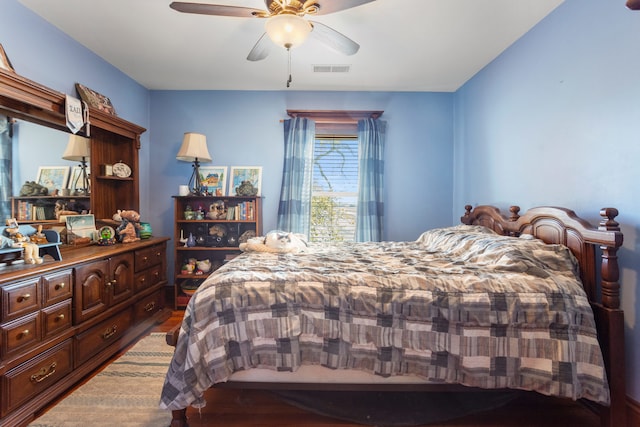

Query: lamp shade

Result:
[62,134,91,161]
[265,14,312,48]
[176,132,212,162]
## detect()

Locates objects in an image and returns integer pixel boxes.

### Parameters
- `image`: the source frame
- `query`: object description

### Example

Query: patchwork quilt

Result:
[160,225,609,411]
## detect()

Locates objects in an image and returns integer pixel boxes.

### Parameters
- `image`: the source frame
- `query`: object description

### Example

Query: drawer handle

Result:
[144,302,156,312]
[143,256,149,262]
[19,329,30,339]
[153,271,160,278]
[103,325,118,340]
[55,314,65,322]
[30,362,57,383]
[156,252,161,257]
[55,282,66,290]
[17,293,31,303]
[139,277,146,284]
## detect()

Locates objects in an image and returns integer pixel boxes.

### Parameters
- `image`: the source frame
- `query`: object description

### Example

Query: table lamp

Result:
[176,132,212,195]
[62,134,91,195]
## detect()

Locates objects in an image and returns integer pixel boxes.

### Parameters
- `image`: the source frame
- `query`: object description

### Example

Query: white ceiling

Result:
[19,0,564,91]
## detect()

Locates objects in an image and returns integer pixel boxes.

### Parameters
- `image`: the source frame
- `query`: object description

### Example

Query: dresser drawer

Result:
[133,289,163,323]
[42,270,73,307]
[42,300,73,340]
[74,308,132,365]
[134,244,165,273]
[1,313,41,357]
[1,278,40,322]
[133,264,165,293]
[1,339,73,417]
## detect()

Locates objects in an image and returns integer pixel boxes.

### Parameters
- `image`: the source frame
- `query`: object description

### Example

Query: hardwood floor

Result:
[154,310,600,427]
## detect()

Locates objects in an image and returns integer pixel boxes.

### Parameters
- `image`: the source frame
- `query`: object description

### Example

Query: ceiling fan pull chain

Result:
[287,46,292,88]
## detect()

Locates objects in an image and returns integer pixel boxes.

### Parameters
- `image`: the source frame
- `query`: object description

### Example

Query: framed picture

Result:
[229,166,262,196]
[36,166,70,195]
[0,43,14,72]
[75,83,117,116]
[65,214,97,244]
[199,166,227,196]
[68,166,90,192]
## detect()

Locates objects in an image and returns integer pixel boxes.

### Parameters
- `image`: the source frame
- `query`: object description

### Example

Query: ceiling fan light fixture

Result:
[265,14,311,49]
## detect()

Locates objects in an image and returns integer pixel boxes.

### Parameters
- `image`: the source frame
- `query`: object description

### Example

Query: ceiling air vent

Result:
[313,65,351,73]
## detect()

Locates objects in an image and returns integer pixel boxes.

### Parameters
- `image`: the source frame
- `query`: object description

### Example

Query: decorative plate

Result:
[113,162,132,178]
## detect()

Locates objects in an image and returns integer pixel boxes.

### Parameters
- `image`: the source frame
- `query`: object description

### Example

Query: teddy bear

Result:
[4,219,43,264]
[116,210,141,243]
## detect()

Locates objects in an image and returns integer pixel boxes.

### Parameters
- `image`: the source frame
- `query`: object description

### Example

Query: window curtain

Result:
[356,118,386,242]
[0,115,11,221]
[276,117,315,236]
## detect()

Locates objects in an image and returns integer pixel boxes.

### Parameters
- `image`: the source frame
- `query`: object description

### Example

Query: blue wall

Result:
[149,90,453,242]
[3,0,639,403]
[148,91,454,277]
[454,0,640,399]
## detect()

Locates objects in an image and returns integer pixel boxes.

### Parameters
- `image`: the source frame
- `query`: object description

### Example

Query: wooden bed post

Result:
[170,409,188,427]
[598,208,621,310]
[595,208,626,427]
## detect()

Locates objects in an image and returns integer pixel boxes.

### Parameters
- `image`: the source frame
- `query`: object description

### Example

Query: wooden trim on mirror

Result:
[628,0,640,10]
[0,69,145,138]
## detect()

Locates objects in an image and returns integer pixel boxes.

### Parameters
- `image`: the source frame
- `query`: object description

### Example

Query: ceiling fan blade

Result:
[247,33,272,61]
[309,21,360,56]
[307,0,376,16]
[169,2,266,18]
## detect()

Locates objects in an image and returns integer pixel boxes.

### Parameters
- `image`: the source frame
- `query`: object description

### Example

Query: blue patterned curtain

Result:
[0,115,12,221]
[276,118,315,236]
[356,118,386,242]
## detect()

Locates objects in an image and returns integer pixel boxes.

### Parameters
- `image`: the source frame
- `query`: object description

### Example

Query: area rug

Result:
[29,333,173,427]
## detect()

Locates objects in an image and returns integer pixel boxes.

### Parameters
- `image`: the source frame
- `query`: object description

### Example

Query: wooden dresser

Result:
[0,238,169,427]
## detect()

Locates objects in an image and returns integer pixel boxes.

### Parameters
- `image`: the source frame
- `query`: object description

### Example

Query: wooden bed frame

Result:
[167,205,625,427]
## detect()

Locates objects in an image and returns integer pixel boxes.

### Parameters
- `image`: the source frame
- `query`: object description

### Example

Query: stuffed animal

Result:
[4,219,43,264]
[116,210,141,243]
[264,230,308,252]
[29,225,48,244]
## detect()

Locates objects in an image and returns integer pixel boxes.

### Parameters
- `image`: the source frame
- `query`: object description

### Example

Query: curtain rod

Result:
[284,110,383,123]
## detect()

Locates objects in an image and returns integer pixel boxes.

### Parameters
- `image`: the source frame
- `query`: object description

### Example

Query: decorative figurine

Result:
[235,180,258,196]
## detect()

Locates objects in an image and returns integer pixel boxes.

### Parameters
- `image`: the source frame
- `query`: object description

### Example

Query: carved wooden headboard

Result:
[460,205,623,310]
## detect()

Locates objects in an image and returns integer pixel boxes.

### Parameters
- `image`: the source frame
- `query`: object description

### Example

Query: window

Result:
[280,109,384,242]
[310,135,359,243]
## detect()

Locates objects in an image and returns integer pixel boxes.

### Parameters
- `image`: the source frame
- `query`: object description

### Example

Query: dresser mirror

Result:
[0,70,143,223]
[0,115,90,222]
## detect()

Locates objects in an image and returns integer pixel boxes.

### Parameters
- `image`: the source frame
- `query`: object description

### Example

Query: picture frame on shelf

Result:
[75,83,117,116]
[36,166,70,195]
[199,166,228,196]
[0,43,14,72]
[229,166,262,196]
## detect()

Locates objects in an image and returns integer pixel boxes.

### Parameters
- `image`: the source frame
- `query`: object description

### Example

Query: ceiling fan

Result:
[169,0,375,61]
